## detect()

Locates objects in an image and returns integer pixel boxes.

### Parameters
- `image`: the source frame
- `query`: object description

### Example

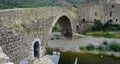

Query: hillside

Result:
[0,0,100,9]
[0,0,60,9]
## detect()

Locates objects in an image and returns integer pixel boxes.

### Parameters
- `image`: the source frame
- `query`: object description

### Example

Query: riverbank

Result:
[48,33,120,57]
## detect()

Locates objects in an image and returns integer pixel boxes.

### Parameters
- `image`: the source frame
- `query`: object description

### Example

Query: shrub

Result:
[109,42,120,52]
[92,20,120,32]
[79,41,120,52]
[82,32,86,35]
[113,24,120,31]
[79,47,86,50]
[93,20,103,31]
[103,20,120,31]
[86,44,95,51]
[97,45,106,51]
[103,20,113,29]
[52,27,59,32]
[79,44,95,51]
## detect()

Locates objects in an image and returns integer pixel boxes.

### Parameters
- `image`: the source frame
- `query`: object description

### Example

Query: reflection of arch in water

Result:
[31,38,42,60]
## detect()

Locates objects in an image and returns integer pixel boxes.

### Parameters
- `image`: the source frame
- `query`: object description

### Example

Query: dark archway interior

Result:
[34,41,39,58]
[52,16,73,38]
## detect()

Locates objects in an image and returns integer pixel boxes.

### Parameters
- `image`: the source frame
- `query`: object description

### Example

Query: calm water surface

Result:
[46,48,120,64]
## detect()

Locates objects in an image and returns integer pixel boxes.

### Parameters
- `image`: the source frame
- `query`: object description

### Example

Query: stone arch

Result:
[31,38,42,60]
[49,14,73,38]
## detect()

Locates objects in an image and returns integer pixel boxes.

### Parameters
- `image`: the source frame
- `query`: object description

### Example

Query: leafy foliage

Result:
[0,0,61,9]
[0,0,101,9]
[86,31,120,38]
[93,20,120,32]
[80,41,120,52]
[80,44,96,51]
[93,20,103,31]
[109,42,120,52]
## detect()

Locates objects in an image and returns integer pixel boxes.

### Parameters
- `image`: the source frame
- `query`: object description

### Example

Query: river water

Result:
[46,50,120,64]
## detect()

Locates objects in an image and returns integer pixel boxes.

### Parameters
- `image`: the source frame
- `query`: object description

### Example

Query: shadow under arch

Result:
[49,15,73,39]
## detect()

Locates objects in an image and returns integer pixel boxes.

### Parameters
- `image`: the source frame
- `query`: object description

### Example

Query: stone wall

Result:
[77,2,120,32]
[101,0,120,4]
[0,7,77,64]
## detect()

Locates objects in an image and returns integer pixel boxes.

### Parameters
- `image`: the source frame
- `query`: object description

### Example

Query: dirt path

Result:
[48,33,120,52]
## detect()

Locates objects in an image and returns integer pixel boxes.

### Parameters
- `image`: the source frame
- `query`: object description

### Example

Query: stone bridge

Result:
[0,7,78,64]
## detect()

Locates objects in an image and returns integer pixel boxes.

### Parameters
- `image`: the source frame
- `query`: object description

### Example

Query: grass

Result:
[80,41,120,52]
[85,31,120,38]
[97,45,106,51]
[80,44,96,51]
[84,20,120,38]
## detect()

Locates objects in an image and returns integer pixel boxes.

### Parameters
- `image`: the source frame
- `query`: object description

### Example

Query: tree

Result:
[93,20,103,31]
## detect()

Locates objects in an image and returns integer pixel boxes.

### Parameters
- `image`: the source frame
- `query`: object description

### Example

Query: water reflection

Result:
[46,51,79,64]
[46,50,120,64]
[74,57,78,64]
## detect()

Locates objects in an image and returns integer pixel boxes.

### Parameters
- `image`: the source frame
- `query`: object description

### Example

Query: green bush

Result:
[79,46,86,50]
[52,27,59,32]
[103,20,113,29]
[92,20,120,32]
[79,41,120,52]
[79,44,95,51]
[97,45,106,51]
[0,4,12,9]
[92,20,103,31]
[86,44,95,51]
[109,42,120,52]
[82,32,86,35]
[113,24,120,31]
[103,20,120,31]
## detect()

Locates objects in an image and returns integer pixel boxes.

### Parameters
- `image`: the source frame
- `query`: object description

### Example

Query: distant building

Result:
[101,0,120,4]
[77,0,120,32]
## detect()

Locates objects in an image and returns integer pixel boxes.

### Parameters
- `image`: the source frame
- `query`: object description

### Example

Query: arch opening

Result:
[31,38,42,60]
[52,15,73,39]
[34,41,39,58]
